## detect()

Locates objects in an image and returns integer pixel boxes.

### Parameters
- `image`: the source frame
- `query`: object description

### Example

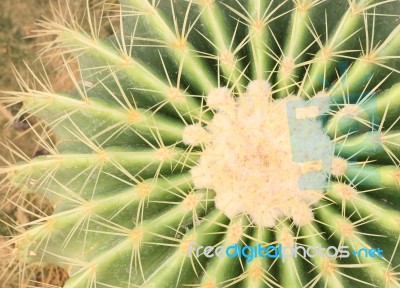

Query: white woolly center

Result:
[186,81,333,227]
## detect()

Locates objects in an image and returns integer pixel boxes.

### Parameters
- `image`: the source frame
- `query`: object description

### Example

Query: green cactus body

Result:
[1,0,400,287]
